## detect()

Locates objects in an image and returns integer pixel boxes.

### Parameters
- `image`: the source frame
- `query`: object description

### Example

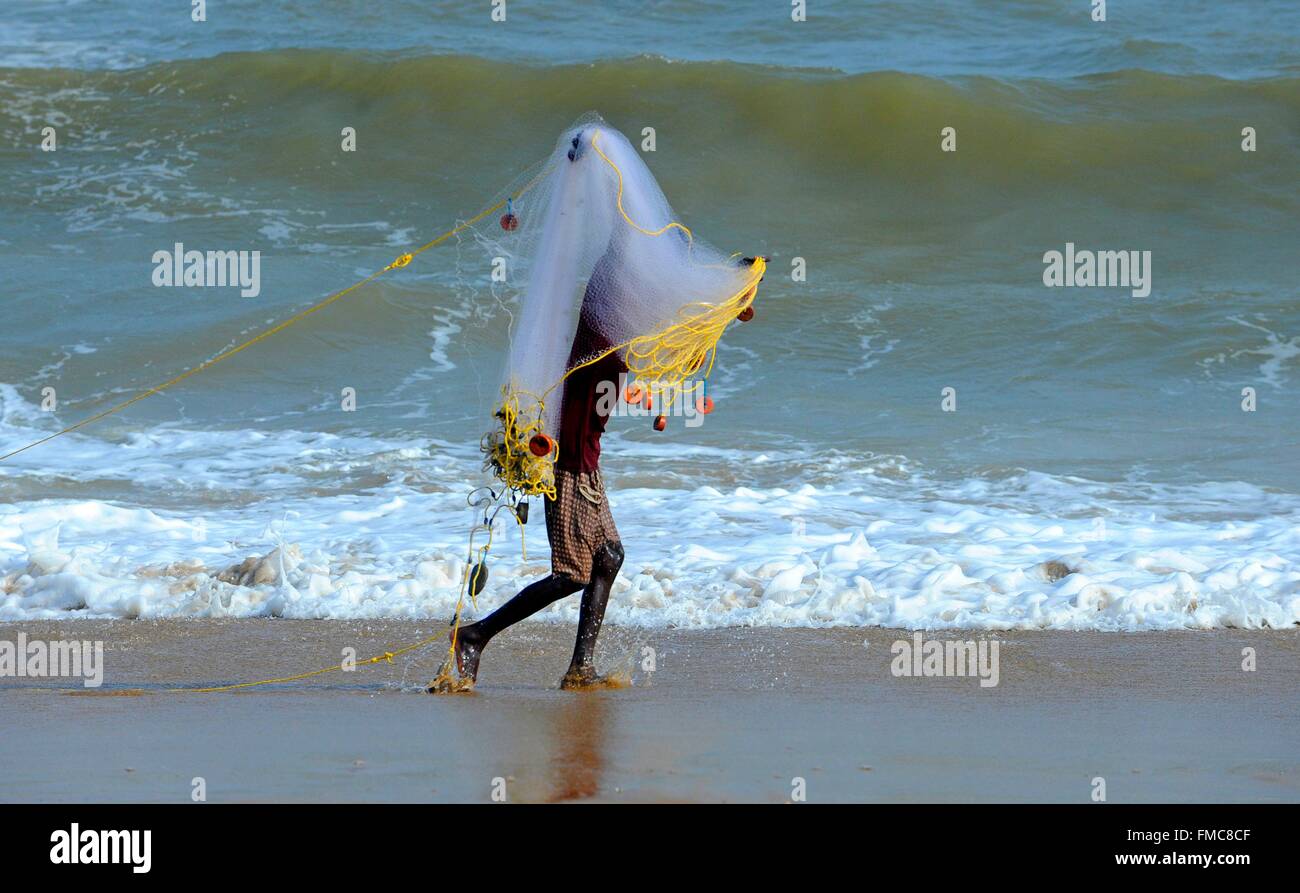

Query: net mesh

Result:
[482,114,765,497]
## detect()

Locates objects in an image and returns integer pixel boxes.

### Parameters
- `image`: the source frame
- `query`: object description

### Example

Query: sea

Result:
[0,0,1297,628]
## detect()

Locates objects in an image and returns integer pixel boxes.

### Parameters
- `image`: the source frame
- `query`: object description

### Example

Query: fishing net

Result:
[481,114,766,498]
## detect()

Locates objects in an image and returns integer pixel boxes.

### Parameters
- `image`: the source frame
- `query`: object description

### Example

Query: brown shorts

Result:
[544,468,620,584]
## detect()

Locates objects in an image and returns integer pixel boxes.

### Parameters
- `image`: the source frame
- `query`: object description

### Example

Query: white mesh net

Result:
[482,113,765,496]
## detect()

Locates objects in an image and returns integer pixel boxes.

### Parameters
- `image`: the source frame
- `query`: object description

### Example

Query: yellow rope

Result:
[171,512,521,694]
[172,510,521,695]
[426,516,495,693]
[0,184,537,463]
[589,130,693,242]
[171,635,443,693]
[481,386,560,500]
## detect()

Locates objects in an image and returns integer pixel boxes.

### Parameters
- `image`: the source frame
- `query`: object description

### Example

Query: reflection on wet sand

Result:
[545,694,609,802]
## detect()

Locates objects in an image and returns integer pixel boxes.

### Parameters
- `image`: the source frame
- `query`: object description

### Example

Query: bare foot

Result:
[452,622,485,682]
[560,664,611,690]
[426,666,474,694]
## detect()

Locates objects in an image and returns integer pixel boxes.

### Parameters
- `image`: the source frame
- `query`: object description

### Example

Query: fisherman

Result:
[444,121,762,691]
[449,250,627,690]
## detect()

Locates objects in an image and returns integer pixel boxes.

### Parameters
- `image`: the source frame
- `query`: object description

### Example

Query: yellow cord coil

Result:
[482,386,560,499]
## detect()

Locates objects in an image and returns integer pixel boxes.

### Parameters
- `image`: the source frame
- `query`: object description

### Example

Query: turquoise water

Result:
[4,0,1297,78]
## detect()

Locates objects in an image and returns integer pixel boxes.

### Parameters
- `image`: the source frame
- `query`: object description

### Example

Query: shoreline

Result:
[2,620,1297,803]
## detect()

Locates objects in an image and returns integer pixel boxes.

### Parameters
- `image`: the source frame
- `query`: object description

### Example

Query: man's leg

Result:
[453,573,584,681]
[561,540,624,689]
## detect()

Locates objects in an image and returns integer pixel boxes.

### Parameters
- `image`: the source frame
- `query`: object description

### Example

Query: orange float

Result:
[528,433,554,457]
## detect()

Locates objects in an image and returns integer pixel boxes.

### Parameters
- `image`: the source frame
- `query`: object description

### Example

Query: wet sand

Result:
[1,620,1297,803]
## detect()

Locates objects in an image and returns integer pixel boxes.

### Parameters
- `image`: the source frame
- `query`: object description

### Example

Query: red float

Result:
[528,433,554,457]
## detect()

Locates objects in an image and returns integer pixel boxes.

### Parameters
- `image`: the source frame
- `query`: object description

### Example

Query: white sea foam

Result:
[1,386,1296,630]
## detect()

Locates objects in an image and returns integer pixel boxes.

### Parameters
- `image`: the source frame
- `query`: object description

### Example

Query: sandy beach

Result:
[2,620,1296,803]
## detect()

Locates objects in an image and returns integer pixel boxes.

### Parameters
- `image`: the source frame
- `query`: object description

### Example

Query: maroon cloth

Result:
[555,251,628,473]
[556,316,626,473]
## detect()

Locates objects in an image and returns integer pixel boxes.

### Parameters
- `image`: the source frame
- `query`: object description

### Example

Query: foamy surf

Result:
[2,395,1296,630]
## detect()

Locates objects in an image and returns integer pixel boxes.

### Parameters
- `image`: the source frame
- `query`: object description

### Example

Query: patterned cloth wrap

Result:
[543,467,621,584]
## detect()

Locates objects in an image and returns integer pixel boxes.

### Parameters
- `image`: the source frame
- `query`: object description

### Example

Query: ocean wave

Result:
[1,396,1296,630]
[3,53,1297,205]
